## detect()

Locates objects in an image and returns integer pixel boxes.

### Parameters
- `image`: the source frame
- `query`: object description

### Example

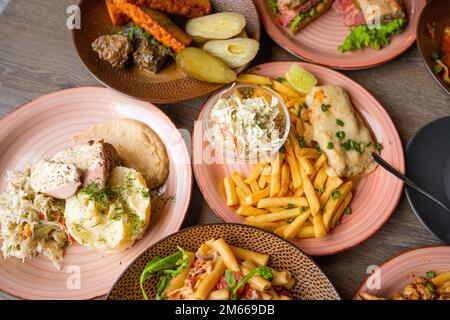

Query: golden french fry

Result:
[258,175,267,189]
[288,109,298,122]
[298,156,314,175]
[237,74,272,86]
[246,221,284,232]
[250,180,260,193]
[273,224,288,237]
[293,187,304,197]
[262,85,286,103]
[244,163,265,184]
[267,207,286,213]
[331,192,353,228]
[246,208,301,223]
[322,181,353,231]
[301,170,320,216]
[257,196,308,208]
[319,176,344,208]
[261,165,272,176]
[245,186,270,206]
[237,206,268,216]
[283,209,311,238]
[224,177,238,206]
[231,171,252,196]
[297,225,315,239]
[270,153,283,197]
[295,118,304,136]
[236,187,247,207]
[272,79,301,98]
[278,163,290,197]
[312,214,327,238]
[285,141,302,189]
[313,154,327,172]
[313,166,328,191]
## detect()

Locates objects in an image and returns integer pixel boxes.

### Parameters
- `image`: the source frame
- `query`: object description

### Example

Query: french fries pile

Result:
[222,73,354,240]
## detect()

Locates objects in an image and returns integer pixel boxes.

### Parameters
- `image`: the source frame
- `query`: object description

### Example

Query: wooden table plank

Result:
[0,0,449,300]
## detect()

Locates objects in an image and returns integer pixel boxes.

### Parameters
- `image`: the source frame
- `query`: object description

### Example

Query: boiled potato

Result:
[64,167,151,253]
[203,38,260,69]
[185,12,246,40]
[176,47,236,83]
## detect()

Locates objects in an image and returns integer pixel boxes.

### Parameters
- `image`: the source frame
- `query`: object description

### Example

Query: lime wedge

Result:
[285,64,317,94]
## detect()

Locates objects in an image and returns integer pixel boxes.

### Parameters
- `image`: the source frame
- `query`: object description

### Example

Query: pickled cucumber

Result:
[176,47,237,83]
[185,12,246,40]
[203,38,260,69]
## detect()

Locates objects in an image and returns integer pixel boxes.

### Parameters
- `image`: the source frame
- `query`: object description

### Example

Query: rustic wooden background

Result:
[0,0,449,300]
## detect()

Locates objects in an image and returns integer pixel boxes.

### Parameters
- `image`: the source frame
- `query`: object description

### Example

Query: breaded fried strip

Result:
[137,0,211,17]
[105,0,130,26]
[112,0,192,52]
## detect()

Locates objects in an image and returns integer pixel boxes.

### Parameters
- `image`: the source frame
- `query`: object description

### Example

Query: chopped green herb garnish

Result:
[287,218,294,224]
[309,7,316,16]
[299,206,307,212]
[318,188,325,193]
[327,142,334,150]
[344,207,352,215]
[331,190,341,199]
[427,282,435,294]
[431,52,440,60]
[314,144,321,151]
[279,145,286,153]
[336,131,345,140]
[375,142,383,152]
[336,119,344,126]
[276,77,287,83]
[321,104,332,112]
[298,136,306,147]
[287,203,294,210]
[426,271,436,278]
[433,64,443,74]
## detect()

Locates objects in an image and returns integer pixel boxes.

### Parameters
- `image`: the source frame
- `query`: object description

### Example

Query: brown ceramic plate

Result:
[72,0,260,103]
[417,0,450,95]
[106,224,341,300]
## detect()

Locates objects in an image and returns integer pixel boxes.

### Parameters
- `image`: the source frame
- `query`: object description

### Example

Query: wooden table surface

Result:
[0,0,449,300]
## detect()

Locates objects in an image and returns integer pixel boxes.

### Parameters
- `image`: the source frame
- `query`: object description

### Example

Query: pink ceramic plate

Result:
[254,0,426,69]
[355,246,450,299]
[193,61,404,256]
[0,88,192,299]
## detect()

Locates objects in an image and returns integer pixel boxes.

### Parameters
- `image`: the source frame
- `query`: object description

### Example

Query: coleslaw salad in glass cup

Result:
[202,83,290,163]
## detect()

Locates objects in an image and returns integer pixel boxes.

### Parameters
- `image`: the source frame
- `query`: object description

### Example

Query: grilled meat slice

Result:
[92,34,133,68]
[136,0,211,18]
[30,160,81,199]
[133,38,171,73]
[111,0,191,52]
[51,140,120,186]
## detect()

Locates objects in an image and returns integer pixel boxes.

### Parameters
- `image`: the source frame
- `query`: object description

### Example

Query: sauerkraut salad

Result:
[208,87,287,160]
[0,168,69,270]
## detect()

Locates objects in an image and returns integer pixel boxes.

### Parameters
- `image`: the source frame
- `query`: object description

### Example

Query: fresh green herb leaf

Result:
[276,77,287,83]
[287,218,294,224]
[299,206,307,212]
[327,142,334,150]
[287,203,294,209]
[339,19,406,53]
[344,207,352,215]
[314,144,321,151]
[336,119,344,126]
[318,188,325,193]
[231,266,273,300]
[267,0,279,15]
[433,64,443,73]
[140,247,188,300]
[225,269,237,289]
[155,275,170,300]
[427,282,435,293]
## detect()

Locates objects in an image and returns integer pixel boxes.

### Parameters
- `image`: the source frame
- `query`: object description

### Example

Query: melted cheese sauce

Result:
[306,85,377,178]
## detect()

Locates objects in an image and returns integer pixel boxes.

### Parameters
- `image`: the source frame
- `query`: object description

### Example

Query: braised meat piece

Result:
[92,34,133,68]
[133,37,171,73]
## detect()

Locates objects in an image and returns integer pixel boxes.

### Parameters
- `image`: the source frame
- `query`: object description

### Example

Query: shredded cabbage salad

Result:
[0,169,68,270]
[209,91,285,159]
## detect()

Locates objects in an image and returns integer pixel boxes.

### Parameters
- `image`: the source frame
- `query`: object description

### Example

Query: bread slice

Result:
[111,0,191,52]
[136,0,211,18]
